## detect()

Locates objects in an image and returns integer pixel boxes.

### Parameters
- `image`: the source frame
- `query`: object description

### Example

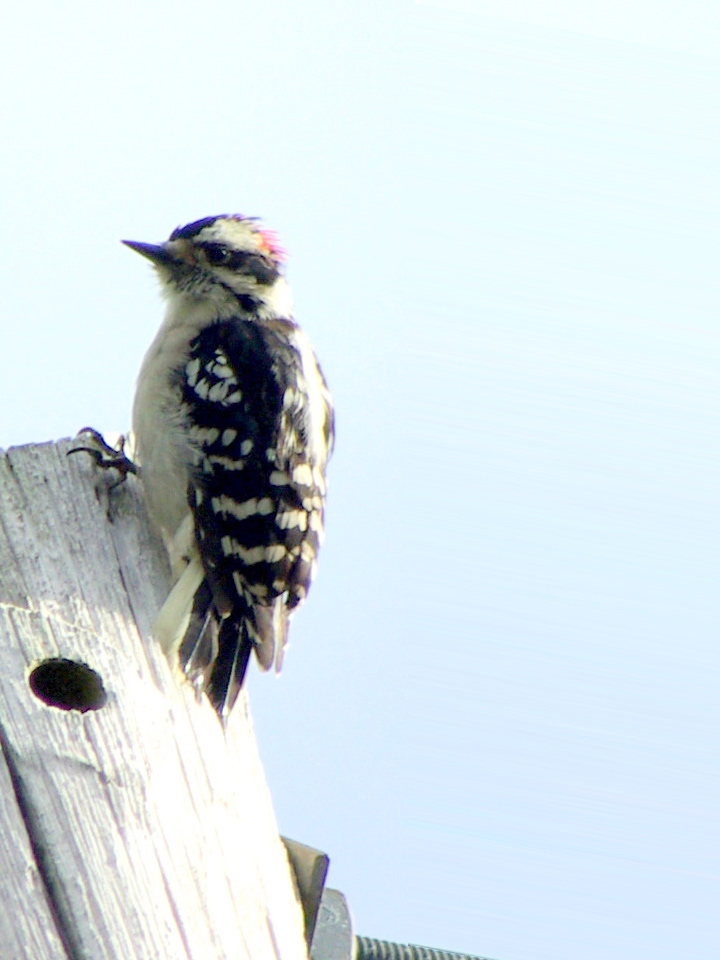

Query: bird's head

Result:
[123,214,289,314]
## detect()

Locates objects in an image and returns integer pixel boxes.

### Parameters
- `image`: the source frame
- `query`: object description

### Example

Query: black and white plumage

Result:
[126,215,334,718]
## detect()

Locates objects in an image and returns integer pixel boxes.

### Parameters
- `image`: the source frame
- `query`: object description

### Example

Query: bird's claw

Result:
[68,427,139,490]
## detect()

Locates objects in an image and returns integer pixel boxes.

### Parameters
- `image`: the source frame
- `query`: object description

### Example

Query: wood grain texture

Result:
[0,439,306,960]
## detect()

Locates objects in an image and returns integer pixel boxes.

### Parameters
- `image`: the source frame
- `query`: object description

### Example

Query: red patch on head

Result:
[256,228,286,261]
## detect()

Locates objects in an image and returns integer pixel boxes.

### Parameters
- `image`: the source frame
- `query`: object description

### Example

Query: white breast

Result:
[133,296,222,541]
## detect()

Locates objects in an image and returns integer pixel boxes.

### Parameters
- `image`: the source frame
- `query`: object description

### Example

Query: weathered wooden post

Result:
[0,439,308,960]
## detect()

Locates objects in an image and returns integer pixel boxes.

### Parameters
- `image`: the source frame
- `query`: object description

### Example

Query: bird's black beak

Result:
[122,240,175,266]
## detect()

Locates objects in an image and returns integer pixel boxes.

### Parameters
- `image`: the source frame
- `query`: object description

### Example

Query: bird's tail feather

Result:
[176,578,252,718]
[206,618,254,719]
[178,578,219,690]
[154,556,287,719]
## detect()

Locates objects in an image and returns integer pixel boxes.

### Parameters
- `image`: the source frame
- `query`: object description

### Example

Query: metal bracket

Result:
[281,837,330,950]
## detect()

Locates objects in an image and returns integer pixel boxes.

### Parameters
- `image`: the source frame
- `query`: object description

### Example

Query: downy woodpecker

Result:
[125,214,334,718]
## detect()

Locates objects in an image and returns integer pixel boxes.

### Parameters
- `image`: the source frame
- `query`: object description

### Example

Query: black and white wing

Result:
[171,315,333,717]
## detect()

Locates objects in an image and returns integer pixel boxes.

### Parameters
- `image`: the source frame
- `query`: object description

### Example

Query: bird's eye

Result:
[203,244,252,270]
[203,244,232,266]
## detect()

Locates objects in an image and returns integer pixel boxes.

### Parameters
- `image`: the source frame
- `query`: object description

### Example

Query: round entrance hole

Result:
[29,658,107,713]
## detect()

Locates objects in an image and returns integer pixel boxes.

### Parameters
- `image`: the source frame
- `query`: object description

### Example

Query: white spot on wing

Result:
[189,426,219,446]
[207,455,245,470]
[194,378,210,399]
[212,496,260,520]
[292,463,313,486]
[226,542,267,564]
[208,381,231,403]
[312,467,327,493]
[276,510,308,531]
[185,358,200,386]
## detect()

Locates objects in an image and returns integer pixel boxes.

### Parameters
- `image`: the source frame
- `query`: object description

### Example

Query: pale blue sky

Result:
[1,3,718,959]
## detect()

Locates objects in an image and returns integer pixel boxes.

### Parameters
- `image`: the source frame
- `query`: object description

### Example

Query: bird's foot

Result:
[68,427,139,490]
